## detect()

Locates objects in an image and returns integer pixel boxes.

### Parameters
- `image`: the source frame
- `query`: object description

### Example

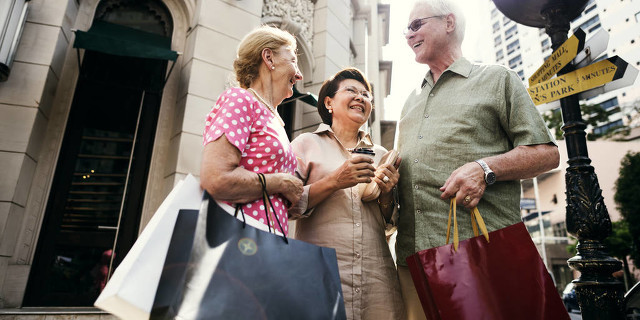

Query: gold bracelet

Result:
[377,197,394,209]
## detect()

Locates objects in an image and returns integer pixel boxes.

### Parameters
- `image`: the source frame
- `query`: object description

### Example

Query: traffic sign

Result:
[573,28,609,68]
[527,56,632,105]
[528,28,586,86]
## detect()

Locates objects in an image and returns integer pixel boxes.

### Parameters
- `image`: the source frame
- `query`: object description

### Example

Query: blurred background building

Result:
[0,0,392,315]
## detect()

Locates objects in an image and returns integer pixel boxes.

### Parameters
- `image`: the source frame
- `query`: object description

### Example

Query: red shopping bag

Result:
[406,198,570,320]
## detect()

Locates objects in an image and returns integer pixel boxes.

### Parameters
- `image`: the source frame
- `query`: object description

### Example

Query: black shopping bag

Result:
[152,192,347,320]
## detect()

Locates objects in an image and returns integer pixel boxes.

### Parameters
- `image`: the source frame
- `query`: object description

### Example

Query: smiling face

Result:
[271,45,303,103]
[405,3,449,65]
[326,78,373,130]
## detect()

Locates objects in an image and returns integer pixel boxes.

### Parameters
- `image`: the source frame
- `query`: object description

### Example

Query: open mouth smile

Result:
[350,105,365,113]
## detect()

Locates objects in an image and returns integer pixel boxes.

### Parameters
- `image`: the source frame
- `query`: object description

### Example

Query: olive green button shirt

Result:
[395,57,556,267]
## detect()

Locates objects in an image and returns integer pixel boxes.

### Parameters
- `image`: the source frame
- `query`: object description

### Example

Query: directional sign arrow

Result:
[573,28,609,69]
[579,60,639,100]
[528,56,632,106]
[528,28,586,86]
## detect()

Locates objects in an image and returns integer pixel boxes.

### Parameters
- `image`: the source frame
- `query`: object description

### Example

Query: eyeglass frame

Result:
[337,85,373,102]
[403,15,445,35]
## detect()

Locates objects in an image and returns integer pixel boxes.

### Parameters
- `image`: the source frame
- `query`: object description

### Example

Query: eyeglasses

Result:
[338,86,373,101]
[403,15,444,35]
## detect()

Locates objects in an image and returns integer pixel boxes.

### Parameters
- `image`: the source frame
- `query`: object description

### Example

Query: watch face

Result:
[486,172,496,185]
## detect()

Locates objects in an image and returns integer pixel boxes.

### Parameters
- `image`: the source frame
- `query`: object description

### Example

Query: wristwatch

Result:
[475,159,496,185]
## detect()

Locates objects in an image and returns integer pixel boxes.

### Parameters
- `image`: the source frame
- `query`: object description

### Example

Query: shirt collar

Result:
[313,123,374,148]
[422,57,473,88]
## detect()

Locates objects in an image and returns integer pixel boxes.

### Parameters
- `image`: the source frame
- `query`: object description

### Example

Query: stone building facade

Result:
[0,0,391,315]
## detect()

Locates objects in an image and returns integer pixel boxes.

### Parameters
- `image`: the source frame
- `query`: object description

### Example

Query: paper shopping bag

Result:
[406,199,570,320]
[151,189,347,320]
[94,174,202,320]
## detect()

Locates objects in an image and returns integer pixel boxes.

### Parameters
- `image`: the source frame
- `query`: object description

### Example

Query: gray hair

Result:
[413,0,466,45]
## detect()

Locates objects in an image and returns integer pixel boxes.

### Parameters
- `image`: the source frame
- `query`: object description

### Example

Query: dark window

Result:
[496,49,504,60]
[574,15,600,33]
[541,38,550,51]
[507,39,520,55]
[588,23,601,33]
[505,25,518,40]
[593,119,623,135]
[509,55,522,69]
[599,97,619,110]
[493,21,500,33]
[494,35,502,46]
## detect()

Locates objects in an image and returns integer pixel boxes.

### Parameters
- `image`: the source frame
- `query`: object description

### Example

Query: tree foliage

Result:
[614,151,640,269]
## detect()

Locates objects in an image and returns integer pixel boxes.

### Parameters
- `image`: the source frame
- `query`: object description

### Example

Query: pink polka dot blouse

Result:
[203,87,297,235]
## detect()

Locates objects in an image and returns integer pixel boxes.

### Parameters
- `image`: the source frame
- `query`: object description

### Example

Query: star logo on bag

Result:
[237,238,258,256]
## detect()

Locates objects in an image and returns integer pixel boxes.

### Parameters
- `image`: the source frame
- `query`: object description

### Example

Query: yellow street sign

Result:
[528,29,586,86]
[528,57,627,106]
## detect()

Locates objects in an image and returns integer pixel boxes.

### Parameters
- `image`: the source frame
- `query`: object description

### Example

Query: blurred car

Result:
[562,283,580,313]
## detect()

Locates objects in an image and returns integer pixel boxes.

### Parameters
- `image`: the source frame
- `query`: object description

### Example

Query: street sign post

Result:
[528,28,586,86]
[528,56,633,105]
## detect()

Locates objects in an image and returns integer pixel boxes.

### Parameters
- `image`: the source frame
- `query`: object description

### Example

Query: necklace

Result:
[334,133,361,152]
[248,88,285,127]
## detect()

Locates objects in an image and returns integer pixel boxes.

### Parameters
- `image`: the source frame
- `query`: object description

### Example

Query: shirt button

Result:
[416,209,421,214]
[414,159,418,163]
[355,223,361,227]
[424,114,430,118]
[418,135,423,139]
[429,93,435,97]
[414,185,419,190]
[355,252,361,258]
[355,288,361,293]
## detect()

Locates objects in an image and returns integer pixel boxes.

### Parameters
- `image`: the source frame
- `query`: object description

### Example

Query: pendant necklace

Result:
[248,88,285,127]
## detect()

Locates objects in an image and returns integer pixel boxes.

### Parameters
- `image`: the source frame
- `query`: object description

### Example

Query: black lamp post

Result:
[493,0,625,319]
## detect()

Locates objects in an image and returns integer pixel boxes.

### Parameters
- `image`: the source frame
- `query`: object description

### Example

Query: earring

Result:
[271,66,275,70]
[328,109,332,113]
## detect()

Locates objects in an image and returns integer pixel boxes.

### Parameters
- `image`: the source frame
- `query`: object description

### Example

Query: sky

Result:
[381,1,494,121]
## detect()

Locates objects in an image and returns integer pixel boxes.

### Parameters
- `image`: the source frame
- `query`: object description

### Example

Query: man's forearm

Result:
[484,143,559,181]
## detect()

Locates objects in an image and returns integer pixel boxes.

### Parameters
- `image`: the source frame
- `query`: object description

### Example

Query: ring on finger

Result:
[382,176,390,183]
[464,195,471,203]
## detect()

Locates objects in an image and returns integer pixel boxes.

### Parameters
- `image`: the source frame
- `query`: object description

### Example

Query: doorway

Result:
[24,0,173,307]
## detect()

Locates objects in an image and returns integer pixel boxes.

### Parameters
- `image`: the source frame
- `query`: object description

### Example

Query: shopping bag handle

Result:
[233,204,247,229]
[445,197,489,252]
[257,173,289,244]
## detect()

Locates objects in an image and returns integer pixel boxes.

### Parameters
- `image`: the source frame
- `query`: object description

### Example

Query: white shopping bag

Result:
[95,174,202,320]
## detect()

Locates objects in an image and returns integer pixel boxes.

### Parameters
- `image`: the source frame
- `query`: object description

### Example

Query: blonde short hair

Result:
[233,25,297,89]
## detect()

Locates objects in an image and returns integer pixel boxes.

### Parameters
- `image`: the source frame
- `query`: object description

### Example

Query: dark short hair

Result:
[317,67,372,126]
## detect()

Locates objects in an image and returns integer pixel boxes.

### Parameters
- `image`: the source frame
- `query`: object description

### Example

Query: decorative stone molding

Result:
[262,0,314,45]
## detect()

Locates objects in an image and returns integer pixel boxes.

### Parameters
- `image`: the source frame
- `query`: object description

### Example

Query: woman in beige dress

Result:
[289,68,405,320]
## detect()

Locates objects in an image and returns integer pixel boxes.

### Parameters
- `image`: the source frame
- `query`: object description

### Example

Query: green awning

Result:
[73,21,178,61]
[283,86,318,106]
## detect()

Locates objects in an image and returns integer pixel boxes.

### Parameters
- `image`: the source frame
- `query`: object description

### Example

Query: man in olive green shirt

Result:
[396,1,560,319]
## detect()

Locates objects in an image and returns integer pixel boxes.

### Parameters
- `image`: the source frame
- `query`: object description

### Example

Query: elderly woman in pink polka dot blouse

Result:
[200,26,303,235]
